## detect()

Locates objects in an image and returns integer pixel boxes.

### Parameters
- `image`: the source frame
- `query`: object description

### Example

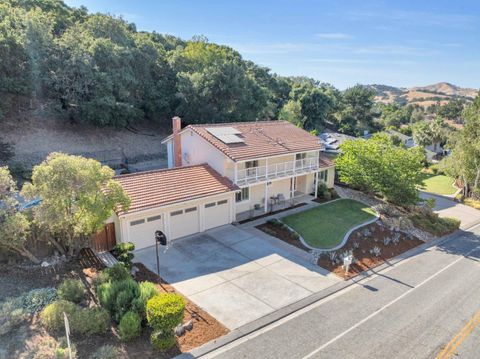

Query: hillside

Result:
[369,82,478,107]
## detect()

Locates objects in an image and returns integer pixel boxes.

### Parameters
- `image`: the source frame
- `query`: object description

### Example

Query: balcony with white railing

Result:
[235,157,320,186]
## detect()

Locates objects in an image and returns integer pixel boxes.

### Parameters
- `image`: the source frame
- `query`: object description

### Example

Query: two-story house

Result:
[107,117,334,250]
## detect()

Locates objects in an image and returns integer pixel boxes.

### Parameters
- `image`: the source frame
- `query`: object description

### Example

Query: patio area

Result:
[236,193,315,222]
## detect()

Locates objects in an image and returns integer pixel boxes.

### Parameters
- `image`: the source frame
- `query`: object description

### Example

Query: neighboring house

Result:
[386,130,416,148]
[319,131,357,154]
[386,129,443,161]
[106,117,335,250]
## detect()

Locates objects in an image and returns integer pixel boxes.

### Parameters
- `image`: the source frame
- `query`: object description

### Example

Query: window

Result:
[319,170,328,182]
[235,187,250,202]
[205,202,216,208]
[296,153,307,160]
[170,210,183,216]
[185,207,197,213]
[147,215,161,222]
[130,219,145,226]
[245,160,258,169]
[217,199,228,205]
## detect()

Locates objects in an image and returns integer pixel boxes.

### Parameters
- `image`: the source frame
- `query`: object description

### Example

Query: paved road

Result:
[202,225,480,359]
[420,192,480,229]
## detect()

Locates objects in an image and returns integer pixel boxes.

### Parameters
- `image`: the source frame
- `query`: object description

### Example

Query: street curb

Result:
[176,223,478,359]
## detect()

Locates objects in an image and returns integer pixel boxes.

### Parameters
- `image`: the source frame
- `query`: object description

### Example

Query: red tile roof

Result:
[114,164,237,215]
[185,121,322,161]
[319,154,334,168]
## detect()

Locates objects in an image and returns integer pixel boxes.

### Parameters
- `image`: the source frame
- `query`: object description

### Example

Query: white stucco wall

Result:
[180,130,231,177]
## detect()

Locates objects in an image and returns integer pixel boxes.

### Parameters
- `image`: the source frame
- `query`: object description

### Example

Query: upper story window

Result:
[296,153,307,160]
[245,160,259,169]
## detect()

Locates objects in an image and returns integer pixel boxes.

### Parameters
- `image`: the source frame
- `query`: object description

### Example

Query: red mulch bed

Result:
[318,222,423,279]
[256,222,309,251]
[257,221,424,280]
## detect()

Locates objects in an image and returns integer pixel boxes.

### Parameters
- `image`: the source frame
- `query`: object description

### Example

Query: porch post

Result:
[314,171,319,198]
[234,163,238,184]
[264,182,269,213]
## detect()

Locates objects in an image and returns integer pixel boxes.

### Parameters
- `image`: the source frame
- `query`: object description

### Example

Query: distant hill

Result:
[367,82,478,107]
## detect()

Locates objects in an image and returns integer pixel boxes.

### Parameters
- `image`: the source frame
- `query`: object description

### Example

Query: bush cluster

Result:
[97,279,140,322]
[409,212,460,236]
[58,279,85,304]
[146,293,185,350]
[40,300,109,336]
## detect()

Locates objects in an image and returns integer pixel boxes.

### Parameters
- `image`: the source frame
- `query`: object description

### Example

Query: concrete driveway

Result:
[134,225,339,329]
[420,192,480,229]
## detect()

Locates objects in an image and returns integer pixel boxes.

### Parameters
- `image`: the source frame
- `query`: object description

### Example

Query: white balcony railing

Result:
[236,158,319,185]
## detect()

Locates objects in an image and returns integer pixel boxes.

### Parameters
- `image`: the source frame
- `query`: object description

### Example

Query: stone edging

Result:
[278,198,380,252]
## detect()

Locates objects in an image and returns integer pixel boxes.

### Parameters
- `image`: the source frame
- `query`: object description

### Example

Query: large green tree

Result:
[336,134,424,205]
[0,167,39,263]
[443,96,480,196]
[22,153,130,256]
[336,85,377,135]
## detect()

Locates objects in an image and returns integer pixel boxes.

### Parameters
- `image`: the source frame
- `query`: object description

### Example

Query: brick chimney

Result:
[172,116,182,167]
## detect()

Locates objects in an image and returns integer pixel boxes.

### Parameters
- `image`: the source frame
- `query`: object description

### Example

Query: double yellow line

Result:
[436,308,480,359]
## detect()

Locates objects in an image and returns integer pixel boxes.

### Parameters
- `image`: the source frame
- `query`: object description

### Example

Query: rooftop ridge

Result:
[114,163,208,180]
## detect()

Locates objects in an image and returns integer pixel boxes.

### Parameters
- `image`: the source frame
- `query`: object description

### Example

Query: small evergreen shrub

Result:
[40,301,110,335]
[132,281,160,318]
[105,264,131,282]
[113,242,135,269]
[119,311,141,341]
[317,182,328,198]
[72,307,110,336]
[97,279,140,322]
[40,300,77,332]
[146,293,185,331]
[150,330,176,350]
[58,279,85,304]
[323,190,332,200]
[90,345,118,359]
[33,336,77,359]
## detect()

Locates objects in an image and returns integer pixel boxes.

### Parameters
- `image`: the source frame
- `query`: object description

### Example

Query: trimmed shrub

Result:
[90,345,118,359]
[21,287,57,314]
[146,293,185,331]
[132,281,160,318]
[40,300,77,332]
[151,330,176,350]
[323,190,332,200]
[317,182,328,198]
[119,311,141,341]
[97,279,140,322]
[58,279,85,304]
[113,242,135,269]
[93,270,112,290]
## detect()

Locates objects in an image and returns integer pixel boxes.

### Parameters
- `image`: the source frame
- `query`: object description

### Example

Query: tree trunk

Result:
[10,246,41,264]
[48,236,66,256]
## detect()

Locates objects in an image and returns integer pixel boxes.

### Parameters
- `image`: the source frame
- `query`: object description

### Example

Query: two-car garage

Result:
[113,164,238,251]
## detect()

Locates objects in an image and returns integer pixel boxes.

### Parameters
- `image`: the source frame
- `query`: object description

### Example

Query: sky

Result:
[64,0,480,90]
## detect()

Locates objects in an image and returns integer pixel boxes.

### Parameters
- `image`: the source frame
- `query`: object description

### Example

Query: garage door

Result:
[204,199,230,230]
[127,214,163,250]
[169,206,200,239]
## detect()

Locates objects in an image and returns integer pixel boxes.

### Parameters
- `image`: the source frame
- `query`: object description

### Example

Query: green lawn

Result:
[419,173,457,196]
[282,199,377,249]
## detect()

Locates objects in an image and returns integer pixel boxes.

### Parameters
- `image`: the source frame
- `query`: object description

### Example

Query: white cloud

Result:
[316,33,353,40]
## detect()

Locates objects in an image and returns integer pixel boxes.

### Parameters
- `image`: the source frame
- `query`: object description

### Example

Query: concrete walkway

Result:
[134,225,339,329]
[420,191,480,229]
